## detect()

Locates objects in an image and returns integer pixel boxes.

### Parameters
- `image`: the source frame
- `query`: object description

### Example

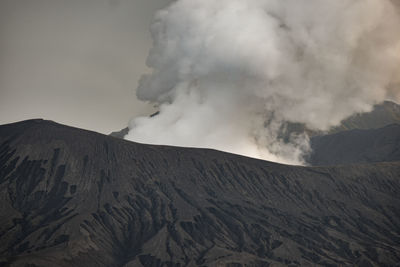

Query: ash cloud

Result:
[126,0,400,165]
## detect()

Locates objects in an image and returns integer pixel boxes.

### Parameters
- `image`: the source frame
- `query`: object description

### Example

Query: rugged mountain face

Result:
[1,120,400,266]
[290,101,400,165]
[328,100,400,134]
[308,124,400,166]
[110,127,129,139]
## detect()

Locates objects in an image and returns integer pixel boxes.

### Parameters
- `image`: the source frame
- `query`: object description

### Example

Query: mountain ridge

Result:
[309,123,400,166]
[0,120,400,266]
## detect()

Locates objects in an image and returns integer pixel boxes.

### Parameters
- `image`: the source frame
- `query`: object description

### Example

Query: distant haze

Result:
[0,0,171,134]
[127,0,400,165]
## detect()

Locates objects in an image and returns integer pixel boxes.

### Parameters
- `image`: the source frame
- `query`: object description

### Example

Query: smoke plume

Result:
[126,0,400,165]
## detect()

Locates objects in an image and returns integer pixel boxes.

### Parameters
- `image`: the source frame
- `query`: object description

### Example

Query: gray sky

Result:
[0,0,172,134]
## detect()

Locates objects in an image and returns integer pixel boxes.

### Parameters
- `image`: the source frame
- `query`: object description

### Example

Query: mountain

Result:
[109,112,158,139]
[284,101,400,165]
[305,101,400,166]
[272,100,400,141]
[308,124,400,166]
[110,127,129,139]
[1,120,400,266]
[328,101,400,134]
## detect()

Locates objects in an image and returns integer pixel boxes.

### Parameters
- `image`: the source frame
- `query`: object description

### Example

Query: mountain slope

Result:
[308,124,400,166]
[1,120,400,266]
[328,100,400,133]
[110,127,129,139]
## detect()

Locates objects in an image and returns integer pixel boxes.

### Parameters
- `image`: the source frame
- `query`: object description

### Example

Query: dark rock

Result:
[330,100,400,133]
[0,119,399,266]
[109,127,129,139]
[309,124,400,166]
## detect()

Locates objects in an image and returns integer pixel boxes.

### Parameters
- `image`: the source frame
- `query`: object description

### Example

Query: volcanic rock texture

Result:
[0,120,400,266]
[309,124,400,166]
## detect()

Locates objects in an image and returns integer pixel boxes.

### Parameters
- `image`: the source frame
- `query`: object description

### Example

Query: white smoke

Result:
[126,0,400,165]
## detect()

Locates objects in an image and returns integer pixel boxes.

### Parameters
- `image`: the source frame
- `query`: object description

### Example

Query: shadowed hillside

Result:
[309,124,400,166]
[329,101,400,133]
[1,120,400,266]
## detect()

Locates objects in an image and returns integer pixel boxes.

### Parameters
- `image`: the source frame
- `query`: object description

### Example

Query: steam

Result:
[126,0,400,165]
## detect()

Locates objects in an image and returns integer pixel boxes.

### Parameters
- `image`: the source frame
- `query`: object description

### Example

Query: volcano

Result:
[0,119,399,266]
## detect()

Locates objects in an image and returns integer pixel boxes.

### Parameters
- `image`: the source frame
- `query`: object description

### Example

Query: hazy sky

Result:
[0,0,172,134]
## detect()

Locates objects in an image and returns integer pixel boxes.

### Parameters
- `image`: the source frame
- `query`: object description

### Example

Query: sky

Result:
[0,0,172,134]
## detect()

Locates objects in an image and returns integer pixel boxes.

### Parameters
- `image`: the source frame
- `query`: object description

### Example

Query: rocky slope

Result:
[1,120,400,266]
[308,124,400,166]
[328,100,400,133]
